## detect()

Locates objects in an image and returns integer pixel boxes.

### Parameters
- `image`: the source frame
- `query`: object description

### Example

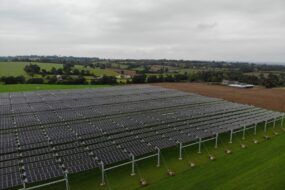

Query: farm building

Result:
[222,80,254,88]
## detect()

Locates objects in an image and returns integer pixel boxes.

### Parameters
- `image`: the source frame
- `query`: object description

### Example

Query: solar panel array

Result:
[0,85,283,189]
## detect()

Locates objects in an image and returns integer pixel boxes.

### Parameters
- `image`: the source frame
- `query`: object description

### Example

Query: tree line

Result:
[2,55,285,72]
[24,63,94,77]
[1,61,285,88]
[0,75,118,85]
[1,70,284,88]
[131,70,285,88]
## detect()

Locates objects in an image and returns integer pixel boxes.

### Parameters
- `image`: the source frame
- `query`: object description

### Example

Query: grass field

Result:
[0,84,111,93]
[244,71,285,78]
[0,62,62,77]
[0,62,119,78]
[11,121,285,190]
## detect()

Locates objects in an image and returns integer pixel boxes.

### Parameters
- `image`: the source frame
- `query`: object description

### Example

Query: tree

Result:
[42,69,48,75]
[91,75,117,84]
[164,75,175,82]
[51,67,57,75]
[26,78,44,84]
[147,75,159,83]
[47,76,58,84]
[56,75,86,84]
[57,68,63,75]
[0,76,26,84]
[73,75,86,84]
[1,76,18,84]
[262,73,281,88]
[132,75,146,83]
[16,76,26,84]
[85,70,91,76]
[73,69,80,75]
[63,63,73,74]
[165,67,169,73]
[99,64,106,69]
[174,74,189,82]
[142,66,150,73]
[24,64,41,75]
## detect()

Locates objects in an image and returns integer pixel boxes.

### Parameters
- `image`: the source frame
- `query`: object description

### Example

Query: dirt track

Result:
[153,83,285,112]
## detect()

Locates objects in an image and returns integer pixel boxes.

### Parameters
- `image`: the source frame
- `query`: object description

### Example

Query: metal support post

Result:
[100,161,105,186]
[273,118,276,128]
[130,154,135,176]
[215,133,218,148]
[198,138,202,154]
[264,120,268,132]
[156,147,160,167]
[22,181,26,190]
[179,143,183,160]
[229,129,233,144]
[64,172,70,190]
[242,126,246,140]
[254,123,257,135]
[282,115,284,127]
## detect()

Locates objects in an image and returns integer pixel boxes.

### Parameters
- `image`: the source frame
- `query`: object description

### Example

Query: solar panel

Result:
[25,165,63,183]
[0,172,22,189]
[0,85,282,189]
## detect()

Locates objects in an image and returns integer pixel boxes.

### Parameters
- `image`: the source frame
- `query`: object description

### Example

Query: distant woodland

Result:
[0,56,285,88]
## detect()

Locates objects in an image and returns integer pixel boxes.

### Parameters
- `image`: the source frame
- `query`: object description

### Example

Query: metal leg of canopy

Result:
[264,120,268,132]
[100,148,160,186]
[19,172,70,190]
[178,135,218,160]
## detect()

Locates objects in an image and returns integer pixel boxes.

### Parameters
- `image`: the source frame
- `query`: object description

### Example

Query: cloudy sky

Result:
[1,0,285,63]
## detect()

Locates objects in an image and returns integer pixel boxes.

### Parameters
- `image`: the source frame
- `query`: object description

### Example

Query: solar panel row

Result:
[0,85,283,189]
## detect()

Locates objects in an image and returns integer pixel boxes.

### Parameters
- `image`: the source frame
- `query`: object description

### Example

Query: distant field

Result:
[0,84,110,93]
[245,71,285,77]
[154,82,285,112]
[0,62,62,77]
[109,63,125,69]
[176,68,199,74]
[0,62,119,77]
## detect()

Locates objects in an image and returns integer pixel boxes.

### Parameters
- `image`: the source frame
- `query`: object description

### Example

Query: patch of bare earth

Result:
[153,83,285,112]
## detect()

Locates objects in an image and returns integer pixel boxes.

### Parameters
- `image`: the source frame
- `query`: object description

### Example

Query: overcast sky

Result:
[1,0,285,63]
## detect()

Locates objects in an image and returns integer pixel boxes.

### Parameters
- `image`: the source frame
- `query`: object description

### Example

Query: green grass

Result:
[176,68,200,74]
[73,65,119,76]
[109,63,129,69]
[244,71,285,78]
[90,68,118,76]
[0,62,119,77]
[146,129,285,190]
[12,121,285,190]
[0,62,63,77]
[174,68,226,74]
[0,84,111,93]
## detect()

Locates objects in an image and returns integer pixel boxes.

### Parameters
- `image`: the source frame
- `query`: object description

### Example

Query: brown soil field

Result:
[153,83,285,112]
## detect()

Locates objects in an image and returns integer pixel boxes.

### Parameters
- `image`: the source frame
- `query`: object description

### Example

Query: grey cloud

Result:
[0,0,285,63]
[197,23,218,31]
